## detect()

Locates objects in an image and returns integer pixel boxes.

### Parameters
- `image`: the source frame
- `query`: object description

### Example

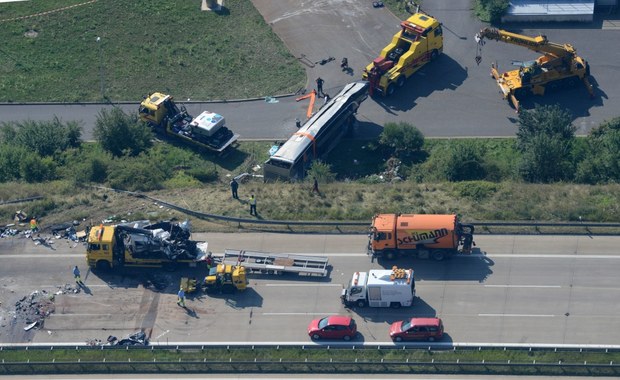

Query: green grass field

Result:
[0,0,305,102]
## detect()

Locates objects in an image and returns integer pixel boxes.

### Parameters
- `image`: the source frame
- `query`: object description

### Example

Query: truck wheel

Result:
[386,84,396,96]
[312,333,321,340]
[343,335,352,341]
[431,250,446,261]
[384,250,396,260]
[356,300,366,308]
[428,336,436,342]
[396,75,406,87]
[390,302,401,309]
[96,260,111,272]
[394,336,403,342]
[430,49,439,61]
[565,76,578,88]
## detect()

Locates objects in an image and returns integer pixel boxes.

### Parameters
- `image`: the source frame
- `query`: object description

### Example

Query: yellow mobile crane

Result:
[475,28,594,112]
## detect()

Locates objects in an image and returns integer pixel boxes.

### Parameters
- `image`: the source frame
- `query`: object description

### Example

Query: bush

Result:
[307,161,336,184]
[0,144,28,181]
[453,181,498,201]
[20,154,57,182]
[186,166,219,183]
[517,105,576,183]
[107,155,165,191]
[477,0,509,23]
[379,122,424,159]
[575,117,620,184]
[443,141,486,181]
[94,108,152,157]
[0,118,81,157]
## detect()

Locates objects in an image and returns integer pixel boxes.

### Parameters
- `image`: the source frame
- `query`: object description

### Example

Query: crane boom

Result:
[476,28,576,59]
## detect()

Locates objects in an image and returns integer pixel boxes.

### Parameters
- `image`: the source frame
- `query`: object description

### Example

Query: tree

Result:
[575,117,620,184]
[20,154,57,182]
[441,140,486,181]
[516,104,576,183]
[0,118,81,157]
[478,0,509,23]
[0,144,27,181]
[94,108,152,157]
[379,122,424,159]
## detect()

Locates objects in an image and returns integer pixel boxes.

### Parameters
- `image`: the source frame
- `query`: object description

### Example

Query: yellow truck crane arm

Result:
[476,27,576,60]
[474,27,593,112]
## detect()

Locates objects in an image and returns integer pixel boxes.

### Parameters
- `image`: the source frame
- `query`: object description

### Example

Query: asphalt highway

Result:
[1,1,619,140]
[1,233,619,346]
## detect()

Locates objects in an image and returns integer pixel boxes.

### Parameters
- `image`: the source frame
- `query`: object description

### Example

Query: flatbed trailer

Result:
[222,249,329,277]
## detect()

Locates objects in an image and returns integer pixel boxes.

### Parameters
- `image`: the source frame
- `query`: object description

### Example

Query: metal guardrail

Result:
[0,196,44,206]
[2,343,620,375]
[92,186,620,233]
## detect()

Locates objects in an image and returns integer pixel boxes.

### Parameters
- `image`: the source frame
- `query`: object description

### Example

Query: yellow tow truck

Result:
[86,220,208,271]
[363,11,443,96]
[138,92,239,153]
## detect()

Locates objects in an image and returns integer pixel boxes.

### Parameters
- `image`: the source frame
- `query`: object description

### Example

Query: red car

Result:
[308,315,357,341]
[389,317,443,342]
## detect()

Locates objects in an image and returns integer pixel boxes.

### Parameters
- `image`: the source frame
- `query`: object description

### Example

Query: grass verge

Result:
[0,0,305,102]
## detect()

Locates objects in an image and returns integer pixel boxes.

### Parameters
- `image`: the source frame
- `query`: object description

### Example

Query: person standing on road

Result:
[316,77,324,97]
[230,178,239,199]
[249,194,257,216]
[73,265,85,286]
[177,288,186,308]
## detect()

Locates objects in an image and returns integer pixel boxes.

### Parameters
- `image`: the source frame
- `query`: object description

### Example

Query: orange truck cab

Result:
[368,214,474,261]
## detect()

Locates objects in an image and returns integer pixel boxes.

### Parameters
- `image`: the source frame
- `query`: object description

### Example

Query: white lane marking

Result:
[470,254,620,259]
[264,283,342,287]
[49,313,113,317]
[263,312,338,316]
[479,313,555,317]
[0,254,82,259]
[484,285,561,288]
[40,284,110,288]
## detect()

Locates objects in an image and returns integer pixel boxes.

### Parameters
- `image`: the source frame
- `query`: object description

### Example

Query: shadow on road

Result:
[371,54,468,112]
[347,297,437,325]
[376,248,494,283]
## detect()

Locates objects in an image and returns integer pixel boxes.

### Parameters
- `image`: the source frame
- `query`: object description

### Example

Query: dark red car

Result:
[389,317,443,342]
[308,315,357,341]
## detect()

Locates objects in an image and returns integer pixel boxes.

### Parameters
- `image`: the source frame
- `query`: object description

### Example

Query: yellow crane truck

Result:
[86,220,208,271]
[475,28,594,112]
[368,214,475,261]
[138,92,239,153]
[363,11,443,97]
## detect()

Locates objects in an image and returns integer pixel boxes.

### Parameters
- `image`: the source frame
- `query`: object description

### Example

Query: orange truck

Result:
[368,214,474,261]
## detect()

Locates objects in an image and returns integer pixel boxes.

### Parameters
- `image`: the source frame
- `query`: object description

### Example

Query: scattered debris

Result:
[118,331,149,346]
[14,289,57,330]
[315,56,335,65]
[89,331,149,347]
[24,321,38,331]
[141,273,172,292]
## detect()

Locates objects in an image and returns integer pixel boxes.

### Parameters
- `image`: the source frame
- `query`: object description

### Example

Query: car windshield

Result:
[400,320,411,331]
[318,318,329,329]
